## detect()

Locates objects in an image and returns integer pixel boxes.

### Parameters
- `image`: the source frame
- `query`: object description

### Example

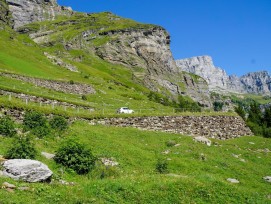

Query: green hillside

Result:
[0,121,271,203]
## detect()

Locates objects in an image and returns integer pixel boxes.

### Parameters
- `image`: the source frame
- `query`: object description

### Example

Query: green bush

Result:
[166,140,177,147]
[0,116,16,137]
[213,101,223,112]
[54,139,96,174]
[81,95,87,101]
[49,115,68,132]
[156,158,169,174]
[5,136,37,159]
[31,125,51,138]
[263,127,271,138]
[23,111,47,130]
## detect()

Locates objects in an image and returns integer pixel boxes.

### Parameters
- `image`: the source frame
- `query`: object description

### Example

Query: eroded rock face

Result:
[7,0,72,28]
[176,56,271,95]
[96,27,177,75]
[176,56,229,91]
[2,159,53,182]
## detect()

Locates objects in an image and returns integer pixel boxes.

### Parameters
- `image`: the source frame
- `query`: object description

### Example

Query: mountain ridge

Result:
[176,55,271,95]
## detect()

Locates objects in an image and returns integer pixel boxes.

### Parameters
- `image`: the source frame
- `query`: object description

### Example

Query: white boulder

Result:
[2,159,53,183]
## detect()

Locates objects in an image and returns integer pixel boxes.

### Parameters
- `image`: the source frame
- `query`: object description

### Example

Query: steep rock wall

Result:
[176,56,271,95]
[0,0,13,28]
[6,0,73,28]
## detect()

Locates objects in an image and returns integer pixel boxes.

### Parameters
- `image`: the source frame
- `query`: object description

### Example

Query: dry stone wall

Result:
[90,116,253,140]
[1,73,95,95]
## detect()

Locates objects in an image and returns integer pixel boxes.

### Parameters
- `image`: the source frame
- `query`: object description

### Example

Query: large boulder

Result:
[2,159,53,182]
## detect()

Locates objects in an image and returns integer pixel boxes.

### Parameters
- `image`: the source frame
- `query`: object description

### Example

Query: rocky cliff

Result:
[12,3,212,108]
[6,0,73,28]
[176,56,271,95]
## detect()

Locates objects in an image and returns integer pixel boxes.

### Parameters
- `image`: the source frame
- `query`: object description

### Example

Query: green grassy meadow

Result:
[0,121,271,203]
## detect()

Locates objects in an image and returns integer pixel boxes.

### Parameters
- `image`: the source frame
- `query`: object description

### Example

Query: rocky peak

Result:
[176,56,271,95]
[0,0,14,28]
[176,56,229,91]
[6,0,73,28]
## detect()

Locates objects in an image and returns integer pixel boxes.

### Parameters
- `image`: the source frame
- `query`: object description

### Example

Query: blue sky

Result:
[58,0,271,76]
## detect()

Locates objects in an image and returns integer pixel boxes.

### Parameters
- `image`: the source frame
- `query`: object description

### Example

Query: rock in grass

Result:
[41,152,55,160]
[2,182,16,189]
[3,159,53,183]
[193,136,211,146]
[227,178,240,184]
[263,176,271,183]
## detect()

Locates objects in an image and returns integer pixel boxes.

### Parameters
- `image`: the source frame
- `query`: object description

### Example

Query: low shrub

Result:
[5,135,37,159]
[23,111,47,131]
[54,139,96,174]
[0,116,16,137]
[166,140,177,147]
[49,115,68,132]
[81,95,87,101]
[156,158,169,174]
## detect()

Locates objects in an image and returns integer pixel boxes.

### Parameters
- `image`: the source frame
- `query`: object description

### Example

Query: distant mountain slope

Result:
[176,56,271,95]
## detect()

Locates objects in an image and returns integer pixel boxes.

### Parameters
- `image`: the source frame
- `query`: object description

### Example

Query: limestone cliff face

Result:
[240,71,271,94]
[176,56,229,91]
[94,28,211,107]
[176,56,271,95]
[6,0,73,28]
[95,27,177,75]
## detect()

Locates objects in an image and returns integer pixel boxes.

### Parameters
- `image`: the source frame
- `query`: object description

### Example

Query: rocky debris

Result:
[44,52,78,72]
[41,152,55,160]
[101,158,119,167]
[193,136,211,146]
[90,116,253,140]
[18,186,31,191]
[161,150,170,155]
[2,159,53,183]
[59,180,75,186]
[176,56,271,95]
[263,176,271,183]
[2,182,16,189]
[248,142,255,145]
[6,0,73,28]
[257,148,271,153]
[0,89,94,111]
[227,178,240,184]
[1,73,95,95]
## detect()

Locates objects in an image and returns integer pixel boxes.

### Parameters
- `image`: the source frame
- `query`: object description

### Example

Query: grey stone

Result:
[193,136,211,146]
[227,178,240,184]
[101,158,119,167]
[263,176,271,183]
[3,159,53,183]
[2,182,16,189]
[41,152,55,160]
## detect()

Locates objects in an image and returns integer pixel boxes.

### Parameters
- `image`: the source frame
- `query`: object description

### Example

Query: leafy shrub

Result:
[166,140,177,147]
[247,121,263,136]
[23,111,47,130]
[0,116,16,137]
[81,95,87,101]
[69,80,74,84]
[235,105,246,120]
[156,158,169,174]
[213,101,223,111]
[31,125,51,138]
[54,139,96,174]
[5,136,37,159]
[263,127,271,138]
[49,115,68,132]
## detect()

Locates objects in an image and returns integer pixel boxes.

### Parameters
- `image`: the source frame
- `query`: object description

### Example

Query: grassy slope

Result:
[0,121,270,203]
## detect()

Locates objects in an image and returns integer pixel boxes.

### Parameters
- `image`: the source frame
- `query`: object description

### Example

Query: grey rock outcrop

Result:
[176,56,229,91]
[176,56,271,95]
[2,159,53,182]
[6,0,73,28]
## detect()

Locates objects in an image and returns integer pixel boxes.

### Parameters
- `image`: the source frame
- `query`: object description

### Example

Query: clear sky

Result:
[58,0,271,76]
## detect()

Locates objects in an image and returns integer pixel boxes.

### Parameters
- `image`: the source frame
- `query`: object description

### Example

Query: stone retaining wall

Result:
[90,116,253,140]
[1,73,95,95]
